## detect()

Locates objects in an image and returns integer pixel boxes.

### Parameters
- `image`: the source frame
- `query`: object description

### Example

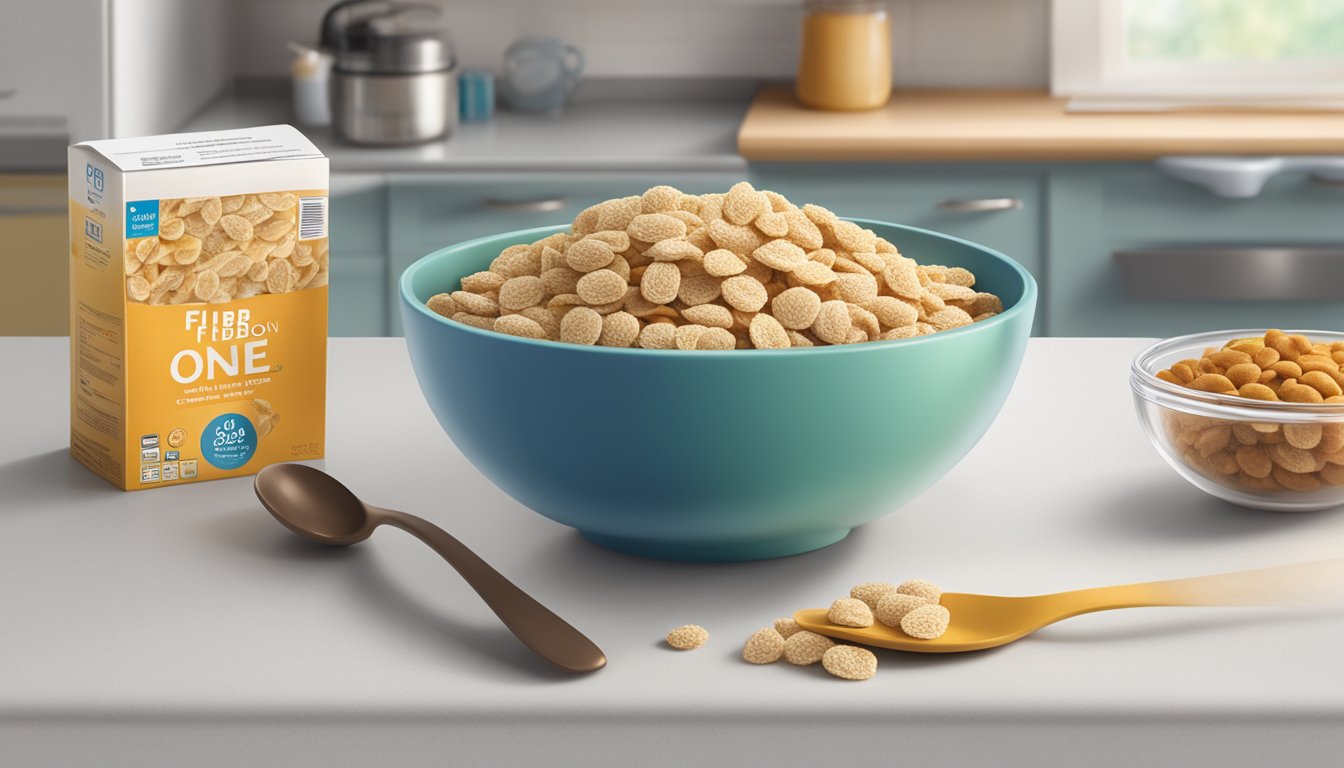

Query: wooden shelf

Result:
[738,87,1344,161]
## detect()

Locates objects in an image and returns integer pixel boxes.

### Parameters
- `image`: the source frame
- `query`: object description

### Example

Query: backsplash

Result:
[232,0,1048,88]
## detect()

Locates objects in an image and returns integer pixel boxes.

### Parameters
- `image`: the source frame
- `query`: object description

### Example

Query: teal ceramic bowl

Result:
[400,220,1036,561]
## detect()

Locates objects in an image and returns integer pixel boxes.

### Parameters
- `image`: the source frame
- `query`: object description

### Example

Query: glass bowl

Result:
[1131,329,1344,511]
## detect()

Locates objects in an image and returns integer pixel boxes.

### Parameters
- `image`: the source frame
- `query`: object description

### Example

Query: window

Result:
[1053,0,1344,104]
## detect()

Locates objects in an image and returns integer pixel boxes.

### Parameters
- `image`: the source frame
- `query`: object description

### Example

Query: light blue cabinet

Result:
[328,174,388,336]
[1048,165,1344,337]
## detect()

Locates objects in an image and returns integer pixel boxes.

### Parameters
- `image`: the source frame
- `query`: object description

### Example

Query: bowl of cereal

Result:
[400,184,1036,561]
[1132,329,1344,511]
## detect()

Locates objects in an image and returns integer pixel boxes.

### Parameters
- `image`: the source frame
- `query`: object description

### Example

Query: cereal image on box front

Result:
[124,193,329,305]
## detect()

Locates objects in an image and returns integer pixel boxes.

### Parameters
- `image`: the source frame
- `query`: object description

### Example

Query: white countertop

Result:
[4,337,1344,767]
[181,90,748,174]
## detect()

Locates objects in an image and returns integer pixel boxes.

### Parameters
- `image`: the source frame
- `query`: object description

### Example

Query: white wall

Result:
[233,0,1049,88]
[109,0,233,137]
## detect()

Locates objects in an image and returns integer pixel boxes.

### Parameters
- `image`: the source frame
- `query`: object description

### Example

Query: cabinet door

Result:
[387,172,745,334]
[328,254,386,336]
[1048,166,1344,337]
[752,164,1045,333]
[0,175,68,335]
[328,174,388,336]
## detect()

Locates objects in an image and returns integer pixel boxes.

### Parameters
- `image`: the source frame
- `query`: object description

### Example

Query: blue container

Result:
[458,70,495,123]
[401,220,1037,561]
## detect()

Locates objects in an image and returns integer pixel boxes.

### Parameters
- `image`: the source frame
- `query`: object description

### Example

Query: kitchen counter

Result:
[182,88,748,173]
[739,87,1344,161]
[4,337,1344,767]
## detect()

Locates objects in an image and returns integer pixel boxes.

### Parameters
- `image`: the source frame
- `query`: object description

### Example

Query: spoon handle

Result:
[1045,558,1344,617]
[373,507,607,673]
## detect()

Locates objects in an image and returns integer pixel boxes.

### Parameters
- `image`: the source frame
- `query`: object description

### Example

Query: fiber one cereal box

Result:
[68,125,328,490]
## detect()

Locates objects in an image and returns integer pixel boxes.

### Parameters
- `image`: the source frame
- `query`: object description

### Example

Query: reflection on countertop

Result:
[181,79,753,173]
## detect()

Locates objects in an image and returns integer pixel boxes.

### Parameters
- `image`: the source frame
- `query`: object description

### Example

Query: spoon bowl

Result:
[255,463,374,545]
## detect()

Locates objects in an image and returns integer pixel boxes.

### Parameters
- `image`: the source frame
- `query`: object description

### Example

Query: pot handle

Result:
[562,44,585,91]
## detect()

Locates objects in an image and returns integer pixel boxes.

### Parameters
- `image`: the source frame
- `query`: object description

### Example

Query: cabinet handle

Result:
[1311,174,1344,189]
[483,196,567,213]
[935,197,1022,212]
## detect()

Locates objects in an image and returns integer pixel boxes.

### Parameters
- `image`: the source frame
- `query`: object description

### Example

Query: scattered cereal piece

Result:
[721,275,768,313]
[875,593,930,627]
[849,582,897,610]
[426,293,458,318]
[722,181,765,225]
[576,269,627,305]
[783,630,835,665]
[640,261,682,305]
[827,597,874,628]
[821,645,877,681]
[666,624,709,650]
[773,617,803,639]
[641,185,682,213]
[638,322,677,349]
[565,238,616,273]
[494,314,546,339]
[896,579,942,603]
[559,306,604,345]
[900,604,951,640]
[752,239,807,271]
[703,248,748,277]
[681,304,734,329]
[811,300,853,345]
[771,287,823,330]
[749,313,791,350]
[498,275,545,311]
[696,327,737,350]
[597,311,641,347]
[742,627,786,664]
[628,213,687,243]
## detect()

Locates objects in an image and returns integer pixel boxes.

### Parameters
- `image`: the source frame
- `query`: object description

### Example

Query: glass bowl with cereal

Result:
[400,184,1038,561]
[1131,329,1344,511]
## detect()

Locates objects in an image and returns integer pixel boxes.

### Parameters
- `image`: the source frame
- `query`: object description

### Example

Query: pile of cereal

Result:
[835,579,951,641]
[1157,330,1344,492]
[735,578,950,682]
[425,183,1003,349]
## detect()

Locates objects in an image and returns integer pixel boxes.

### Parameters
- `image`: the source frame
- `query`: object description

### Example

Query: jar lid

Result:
[804,0,886,12]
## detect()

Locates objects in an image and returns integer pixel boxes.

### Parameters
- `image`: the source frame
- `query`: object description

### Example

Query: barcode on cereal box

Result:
[298,196,327,241]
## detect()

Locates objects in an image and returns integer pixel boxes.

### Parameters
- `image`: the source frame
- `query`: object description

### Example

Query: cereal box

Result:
[68,125,328,490]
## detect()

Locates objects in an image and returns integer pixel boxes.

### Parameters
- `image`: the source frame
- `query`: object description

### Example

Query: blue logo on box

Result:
[201,413,256,470]
[125,200,159,238]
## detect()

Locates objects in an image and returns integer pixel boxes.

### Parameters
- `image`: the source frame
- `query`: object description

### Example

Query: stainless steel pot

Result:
[322,1,457,145]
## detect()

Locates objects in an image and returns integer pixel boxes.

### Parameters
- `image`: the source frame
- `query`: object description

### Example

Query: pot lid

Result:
[321,0,454,74]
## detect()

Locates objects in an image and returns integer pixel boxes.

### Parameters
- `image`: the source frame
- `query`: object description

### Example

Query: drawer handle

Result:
[935,197,1022,212]
[483,196,567,213]
[1311,174,1344,189]
[1114,246,1344,301]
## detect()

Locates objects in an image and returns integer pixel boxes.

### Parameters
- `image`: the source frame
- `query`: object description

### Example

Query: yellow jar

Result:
[796,0,892,111]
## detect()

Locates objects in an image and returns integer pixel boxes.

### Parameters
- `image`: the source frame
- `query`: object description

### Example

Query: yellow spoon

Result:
[795,560,1344,653]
